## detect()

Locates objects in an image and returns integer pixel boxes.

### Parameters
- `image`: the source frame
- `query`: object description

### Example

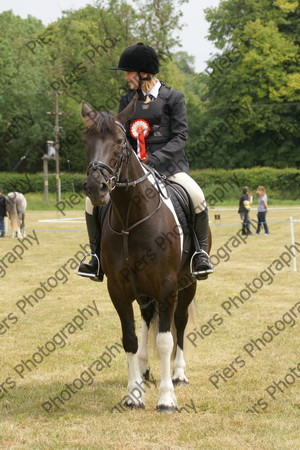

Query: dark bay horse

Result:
[82,100,210,412]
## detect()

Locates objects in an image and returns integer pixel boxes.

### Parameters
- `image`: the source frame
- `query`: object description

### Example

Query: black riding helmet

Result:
[110,42,160,74]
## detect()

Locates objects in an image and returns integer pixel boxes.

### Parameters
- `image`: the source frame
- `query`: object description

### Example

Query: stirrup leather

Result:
[77,252,100,278]
[190,249,214,276]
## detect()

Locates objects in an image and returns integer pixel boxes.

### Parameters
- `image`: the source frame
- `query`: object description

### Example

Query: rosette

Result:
[130,119,151,161]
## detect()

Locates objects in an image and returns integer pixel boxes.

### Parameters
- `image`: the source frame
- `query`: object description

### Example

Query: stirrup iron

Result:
[190,250,214,276]
[77,252,100,278]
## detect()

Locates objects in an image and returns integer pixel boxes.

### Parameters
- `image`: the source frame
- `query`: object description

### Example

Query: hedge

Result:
[0,167,299,200]
[191,167,300,200]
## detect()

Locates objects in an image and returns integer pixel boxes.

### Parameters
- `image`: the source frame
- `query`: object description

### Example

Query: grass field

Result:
[0,205,299,449]
[23,192,300,212]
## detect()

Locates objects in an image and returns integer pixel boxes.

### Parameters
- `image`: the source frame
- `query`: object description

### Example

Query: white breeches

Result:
[168,172,206,213]
[85,197,94,215]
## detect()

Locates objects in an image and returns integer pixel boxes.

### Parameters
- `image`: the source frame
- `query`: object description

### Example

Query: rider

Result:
[77,42,213,281]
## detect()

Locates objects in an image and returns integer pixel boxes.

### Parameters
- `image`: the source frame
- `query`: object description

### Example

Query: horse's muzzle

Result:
[83,179,110,206]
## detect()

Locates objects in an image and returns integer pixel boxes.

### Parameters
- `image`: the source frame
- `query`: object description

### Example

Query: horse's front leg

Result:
[156,288,177,413]
[110,290,145,409]
[137,297,155,379]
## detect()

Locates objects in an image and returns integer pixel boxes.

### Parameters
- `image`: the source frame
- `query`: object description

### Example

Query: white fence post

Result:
[290,217,297,272]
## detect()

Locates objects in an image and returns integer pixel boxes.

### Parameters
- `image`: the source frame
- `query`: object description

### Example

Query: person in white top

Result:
[255,186,269,235]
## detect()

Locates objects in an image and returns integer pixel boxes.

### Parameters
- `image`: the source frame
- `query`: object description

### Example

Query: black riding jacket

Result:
[0,195,6,217]
[118,82,189,177]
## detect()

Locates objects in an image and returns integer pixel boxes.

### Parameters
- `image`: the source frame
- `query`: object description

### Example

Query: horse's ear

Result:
[115,95,137,125]
[82,101,97,127]
[82,101,92,118]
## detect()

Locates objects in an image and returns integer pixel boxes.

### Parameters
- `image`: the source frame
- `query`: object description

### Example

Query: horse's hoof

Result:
[124,401,145,410]
[172,378,189,386]
[143,369,150,380]
[156,404,178,413]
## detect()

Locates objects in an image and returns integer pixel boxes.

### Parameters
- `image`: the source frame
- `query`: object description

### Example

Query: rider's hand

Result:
[145,154,160,168]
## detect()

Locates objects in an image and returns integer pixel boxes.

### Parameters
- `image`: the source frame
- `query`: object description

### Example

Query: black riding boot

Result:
[191,209,214,280]
[77,209,104,281]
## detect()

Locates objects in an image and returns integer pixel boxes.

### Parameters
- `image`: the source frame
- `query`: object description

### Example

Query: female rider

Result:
[78,43,213,281]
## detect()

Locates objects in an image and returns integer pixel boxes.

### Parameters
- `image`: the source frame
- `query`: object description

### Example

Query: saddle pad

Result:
[165,181,193,241]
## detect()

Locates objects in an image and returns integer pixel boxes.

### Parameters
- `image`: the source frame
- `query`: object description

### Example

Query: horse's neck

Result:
[110,152,159,227]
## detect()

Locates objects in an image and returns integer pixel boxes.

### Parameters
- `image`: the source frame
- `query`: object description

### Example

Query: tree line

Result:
[0,0,298,174]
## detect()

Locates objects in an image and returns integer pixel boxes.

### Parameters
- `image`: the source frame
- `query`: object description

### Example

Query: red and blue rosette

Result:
[130,119,151,161]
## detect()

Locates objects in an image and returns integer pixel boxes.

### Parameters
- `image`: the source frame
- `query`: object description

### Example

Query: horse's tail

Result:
[9,205,19,233]
[148,298,198,360]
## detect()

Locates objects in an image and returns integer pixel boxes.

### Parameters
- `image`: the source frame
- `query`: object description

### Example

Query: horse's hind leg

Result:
[173,281,197,385]
[20,213,25,237]
[16,212,22,238]
[137,297,155,379]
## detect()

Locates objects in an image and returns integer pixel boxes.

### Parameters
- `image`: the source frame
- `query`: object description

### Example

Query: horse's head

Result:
[82,100,136,206]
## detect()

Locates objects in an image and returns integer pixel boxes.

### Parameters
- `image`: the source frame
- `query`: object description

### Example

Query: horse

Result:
[5,192,27,238]
[82,100,211,412]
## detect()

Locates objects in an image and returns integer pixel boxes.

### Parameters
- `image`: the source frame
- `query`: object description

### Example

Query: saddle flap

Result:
[165,180,195,228]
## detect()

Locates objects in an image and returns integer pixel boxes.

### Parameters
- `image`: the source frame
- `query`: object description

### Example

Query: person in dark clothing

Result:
[0,189,7,237]
[238,186,252,235]
[78,43,213,281]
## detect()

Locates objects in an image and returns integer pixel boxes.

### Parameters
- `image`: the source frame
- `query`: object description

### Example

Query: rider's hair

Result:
[141,75,158,93]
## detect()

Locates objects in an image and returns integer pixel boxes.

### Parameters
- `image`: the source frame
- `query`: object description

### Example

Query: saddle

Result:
[143,166,198,260]
[164,179,195,231]
[97,168,197,259]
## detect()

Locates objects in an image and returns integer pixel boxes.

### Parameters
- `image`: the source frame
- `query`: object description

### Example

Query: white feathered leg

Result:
[137,319,150,378]
[156,332,177,412]
[172,345,189,385]
[124,353,145,409]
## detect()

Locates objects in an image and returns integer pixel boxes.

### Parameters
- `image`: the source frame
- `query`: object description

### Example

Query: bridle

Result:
[85,118,165,303]
[86,121,150,190]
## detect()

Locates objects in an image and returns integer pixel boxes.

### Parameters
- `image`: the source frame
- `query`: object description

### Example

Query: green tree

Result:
[201,0,300,168]
[0,1,199,173]
[0,11,53,172]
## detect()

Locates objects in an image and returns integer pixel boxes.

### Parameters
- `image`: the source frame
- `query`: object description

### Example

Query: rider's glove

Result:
[145,154,160,168]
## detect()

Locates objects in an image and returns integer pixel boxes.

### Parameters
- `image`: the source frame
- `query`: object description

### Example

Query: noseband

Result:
[86,121,150,190]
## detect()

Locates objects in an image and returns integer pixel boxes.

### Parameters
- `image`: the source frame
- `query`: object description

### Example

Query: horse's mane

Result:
[84,110,118,137]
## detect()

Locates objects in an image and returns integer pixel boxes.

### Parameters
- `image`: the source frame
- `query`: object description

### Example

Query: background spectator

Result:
[238,186,252,235]
[255,186,269,235]
[0,188,7,237]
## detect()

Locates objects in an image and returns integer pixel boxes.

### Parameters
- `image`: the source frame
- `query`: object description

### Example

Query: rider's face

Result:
[124,71,139,89]
[124,71,149,90]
